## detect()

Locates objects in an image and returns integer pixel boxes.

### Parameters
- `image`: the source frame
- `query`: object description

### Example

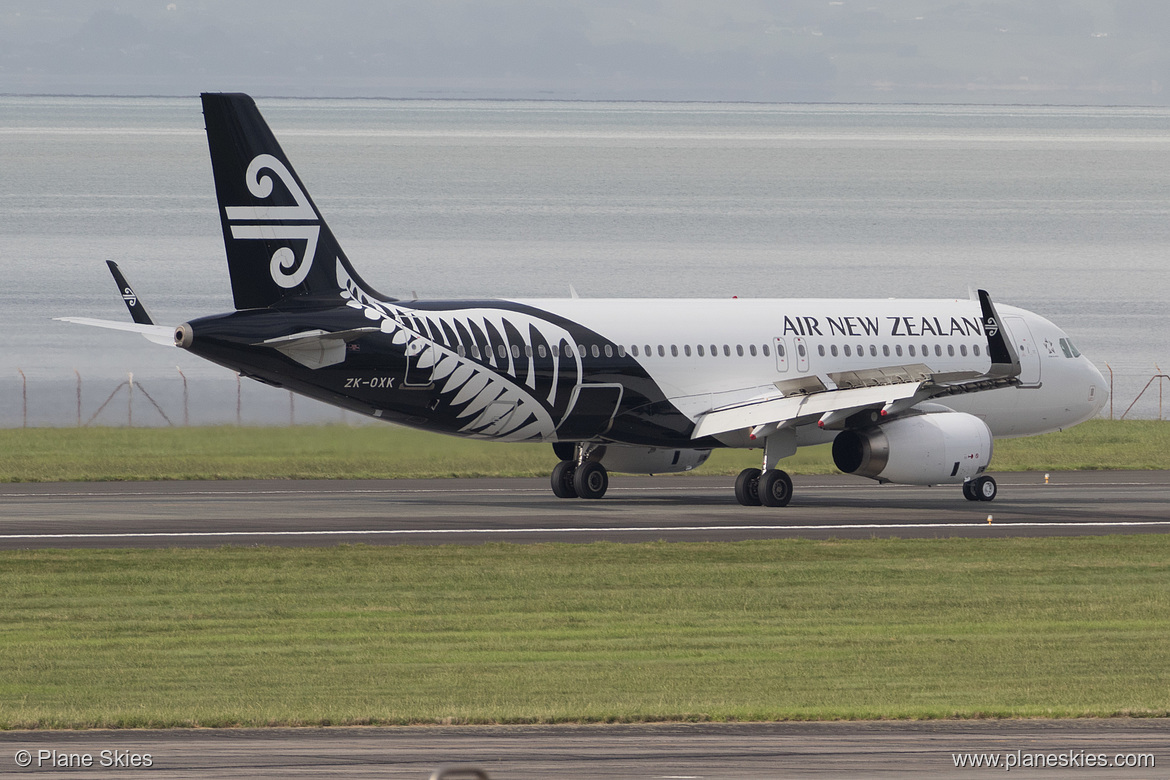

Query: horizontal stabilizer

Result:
[55,317,175,346]
[255,327,378,369]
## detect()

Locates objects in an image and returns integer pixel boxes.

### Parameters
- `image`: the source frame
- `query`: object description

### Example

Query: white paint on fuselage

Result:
[513,296,1107,444]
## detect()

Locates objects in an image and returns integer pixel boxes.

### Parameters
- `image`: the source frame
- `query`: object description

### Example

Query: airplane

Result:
[60,93,1108,507]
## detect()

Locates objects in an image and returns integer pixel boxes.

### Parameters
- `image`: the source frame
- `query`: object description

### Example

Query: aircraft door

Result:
[1004,316,1041,387]
[774,338,789,373]
[793,336,810,373]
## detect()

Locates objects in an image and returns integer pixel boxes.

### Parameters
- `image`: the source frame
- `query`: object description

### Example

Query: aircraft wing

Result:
[54,317,176,346]
[691,289,1022,440]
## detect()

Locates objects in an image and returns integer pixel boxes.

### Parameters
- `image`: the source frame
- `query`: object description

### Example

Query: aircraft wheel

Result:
[550,460,578,499]
[974,475,997,502]
[962,480,979,502]
[758,469,793,507]
[573,460,609,500]
[734,468,762,506]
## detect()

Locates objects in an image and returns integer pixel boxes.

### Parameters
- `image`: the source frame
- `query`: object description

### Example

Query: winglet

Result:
[106,260,155,325]
[977,289,1020,378]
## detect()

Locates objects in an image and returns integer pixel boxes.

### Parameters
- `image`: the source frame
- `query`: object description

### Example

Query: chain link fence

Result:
[4,365,1165,428]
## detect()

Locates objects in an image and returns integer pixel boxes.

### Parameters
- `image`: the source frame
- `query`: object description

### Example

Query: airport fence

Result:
[4,365,1168,428]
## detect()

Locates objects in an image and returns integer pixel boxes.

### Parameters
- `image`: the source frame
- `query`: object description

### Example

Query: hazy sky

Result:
[3,1,1170,103]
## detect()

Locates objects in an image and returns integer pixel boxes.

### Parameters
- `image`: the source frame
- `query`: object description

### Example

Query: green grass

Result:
[2,538,1168,729]
[0,419,1166,482]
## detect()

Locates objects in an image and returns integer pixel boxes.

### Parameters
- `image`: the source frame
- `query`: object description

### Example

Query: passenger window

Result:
[671,345,679,357]
[831,344,839,357]
[973,344,981,357]
[818,345,826,357]
[737,345,744,357]
[895,344,903,357]
[870,345,877,357]
[589,345,598,358]
[710,344,718,356]
[697,345,705,357]
[797,344,807,357]
[856,345,864,357]
[605,345,613,358]
[658,345,665,357]
[457,345,466,357]
[631,345,639,357]
[749,344,757,357]
[922,344,929,356]
[644,345,652,357]
[934,345,942,357]
[538,344,547,358]
[512,345,521,359]
[908,345,916,357]
[578,344,587,356]
[960,344,967,357]
[762,344,770,357]
[617,345,625,357]
[947,344,954,357]
[882,345,890,357]
[525,345,532,358]
[777,343,786,357]
[684,345,692,357]
[844,345,852,357]
[472,344,481,359]
[723,345,731,357]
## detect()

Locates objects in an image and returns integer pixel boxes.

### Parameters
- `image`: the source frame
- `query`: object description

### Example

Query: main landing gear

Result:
[550,443,609,500]
[734,467,793,507]
[963,475,997,502]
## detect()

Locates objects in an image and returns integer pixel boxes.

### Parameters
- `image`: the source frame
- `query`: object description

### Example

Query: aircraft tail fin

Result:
[201,93,393,310]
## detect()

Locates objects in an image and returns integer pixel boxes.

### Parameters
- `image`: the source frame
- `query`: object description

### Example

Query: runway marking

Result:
[3,521,1170,541]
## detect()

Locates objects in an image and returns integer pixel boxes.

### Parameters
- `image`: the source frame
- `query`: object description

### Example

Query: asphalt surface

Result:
[2,720,1167,779]
[1,470,1168,549]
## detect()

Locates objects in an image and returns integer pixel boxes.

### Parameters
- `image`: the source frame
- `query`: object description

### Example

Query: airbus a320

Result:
[61,93,1108,506]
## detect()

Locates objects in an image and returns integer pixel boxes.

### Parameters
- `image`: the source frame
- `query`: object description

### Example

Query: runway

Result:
[2,720,1166,779]
[1,471,1168,549]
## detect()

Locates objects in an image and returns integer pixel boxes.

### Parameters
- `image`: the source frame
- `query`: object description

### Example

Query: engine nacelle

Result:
[599,445,712,475]
[832,412,993,485]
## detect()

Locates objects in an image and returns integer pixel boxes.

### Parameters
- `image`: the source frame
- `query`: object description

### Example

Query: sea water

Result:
[1,97,1167,425]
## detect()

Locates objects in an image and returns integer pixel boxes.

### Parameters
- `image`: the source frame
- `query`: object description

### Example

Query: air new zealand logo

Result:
[984,316,999,338]
[224,154,320,289]
[121,286,137,308]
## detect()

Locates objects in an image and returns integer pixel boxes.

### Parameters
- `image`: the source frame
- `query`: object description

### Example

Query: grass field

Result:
[2,537,1169,729]
[0,419,1167,482]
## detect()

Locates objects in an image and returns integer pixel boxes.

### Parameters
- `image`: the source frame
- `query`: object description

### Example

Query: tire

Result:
[572,460,609,500]
[734,468,762,506]
[975,475,997,502]
[962,480,979,502]
[758,469,793,507]
[550,460,578,499]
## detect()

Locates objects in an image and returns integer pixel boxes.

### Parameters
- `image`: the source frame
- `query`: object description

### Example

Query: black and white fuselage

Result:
[63,93,1108,506]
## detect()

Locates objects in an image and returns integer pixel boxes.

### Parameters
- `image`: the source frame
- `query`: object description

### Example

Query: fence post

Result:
[18,369,27,428]
[289,390,295,426]
[127,372,133,427]
[1105,363,1113,420]
[177,366,189,426]
[75,369,82,427]
[236,373,242,425]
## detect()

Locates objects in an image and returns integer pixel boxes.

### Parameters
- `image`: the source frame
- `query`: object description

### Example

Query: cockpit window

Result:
[1058,338,1081,358]
[1067,338,1081,358]
[1059,338,1073,358]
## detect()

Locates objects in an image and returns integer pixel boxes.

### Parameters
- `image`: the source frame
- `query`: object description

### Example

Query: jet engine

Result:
[832,411,993,485]
[598,445,712,475]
